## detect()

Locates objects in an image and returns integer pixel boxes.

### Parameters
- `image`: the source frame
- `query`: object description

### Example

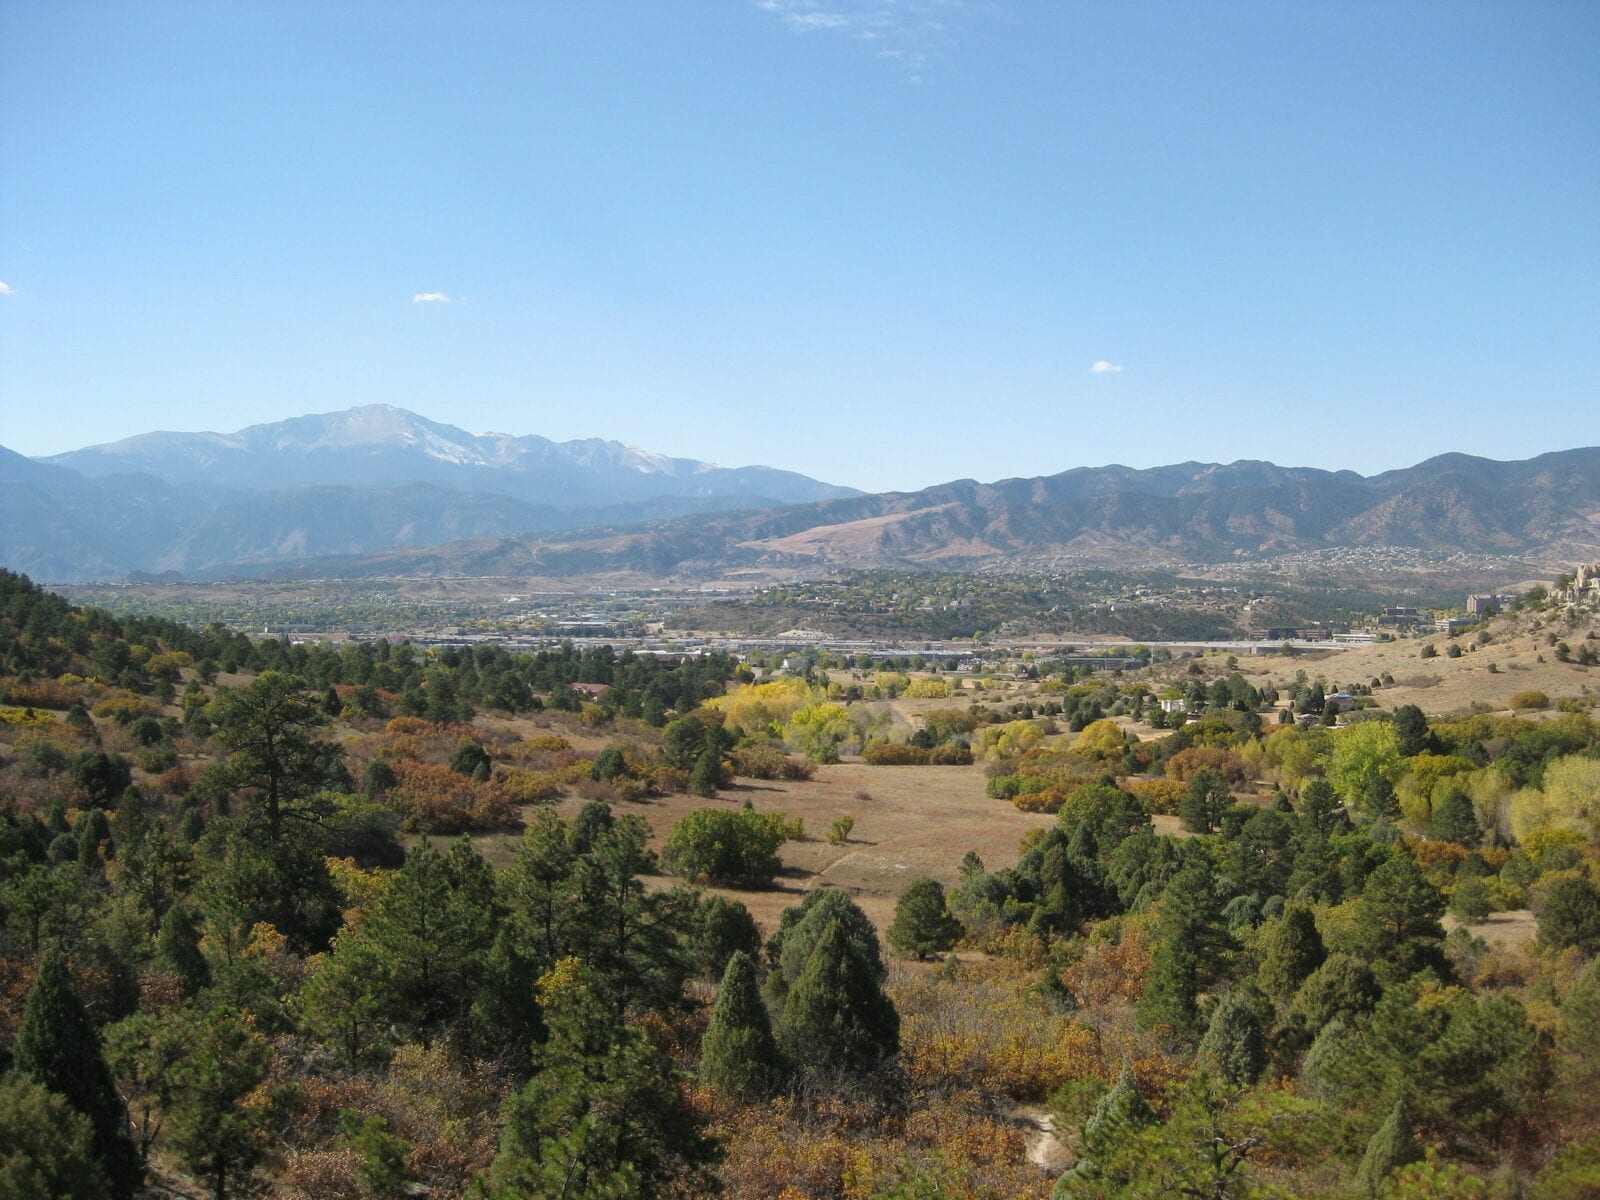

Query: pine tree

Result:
[1055,1061,1156,1196]
[1257,904,1326,1002]
[15,947,141,1199]
[1557,957,1600,1112]
[700,952,784,1100]
[887,878,963,960]
[1354,1097,1422,1195]
[165,1005,273,1200]
[777,919,899,1082]
[689,749,721,797]
[1354,855,1445,982]
[1180,768,1231,833]
[1392,705,1430,757]
[1136,862,1232,1038]
[1197,989,1268,1086]
[1537,875,1600,953]
[155,903,211,998]
[1428,788,1481,847]
[487,958,717,1199]
[0,1073,109,1200]
[361,837,496,1046]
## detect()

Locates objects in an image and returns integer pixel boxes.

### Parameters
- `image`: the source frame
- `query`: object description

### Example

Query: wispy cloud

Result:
[754,0,967,81]
[0,282,14,296]
[1090,360,1124,375]
[411,292,452,303]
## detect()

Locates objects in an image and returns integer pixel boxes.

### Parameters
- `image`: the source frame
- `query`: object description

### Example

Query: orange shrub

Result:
[495,768,563,803]
[1062,926,1153,1009]
[1125,777,1187,815]
[153,764,195,796]
[1,679,86,709]
[388,761,517,833]
[1165,745,1249,785]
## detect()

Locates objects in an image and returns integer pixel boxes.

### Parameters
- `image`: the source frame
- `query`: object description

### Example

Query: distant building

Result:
[1160,698,1188,714]
[1466,595,1500,616]
[1328,692,1359,712]
[1435,616,1475,634]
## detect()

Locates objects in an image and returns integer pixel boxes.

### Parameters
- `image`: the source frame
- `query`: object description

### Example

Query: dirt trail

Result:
[1010,1104,1072,1174]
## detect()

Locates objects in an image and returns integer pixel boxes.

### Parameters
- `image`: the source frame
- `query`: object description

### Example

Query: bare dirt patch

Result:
[1443,908,1538,949]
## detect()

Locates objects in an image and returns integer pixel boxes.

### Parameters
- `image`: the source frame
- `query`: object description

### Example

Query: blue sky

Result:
[2,1,1596,494]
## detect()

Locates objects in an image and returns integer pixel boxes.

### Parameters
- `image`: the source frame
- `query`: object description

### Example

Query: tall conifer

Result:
[700,952,783,1100]
[15,947,141,1199]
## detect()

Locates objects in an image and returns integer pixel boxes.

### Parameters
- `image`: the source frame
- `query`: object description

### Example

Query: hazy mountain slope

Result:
[45,404,859,507]
[267,448,1600,580]
[6,405,861,580]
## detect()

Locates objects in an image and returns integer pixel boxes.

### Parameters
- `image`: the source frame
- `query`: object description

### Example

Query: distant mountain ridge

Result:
[0,406,859,581]
[44,404,859,507]
[7,407,1599,582]
[264,447,1600,581]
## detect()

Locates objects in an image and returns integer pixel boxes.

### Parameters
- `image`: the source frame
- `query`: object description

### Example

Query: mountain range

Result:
[0,406,857,581]
[4,406,1598,582]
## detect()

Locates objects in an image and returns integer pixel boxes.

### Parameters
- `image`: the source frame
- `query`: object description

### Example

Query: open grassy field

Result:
[542,759,1054,936]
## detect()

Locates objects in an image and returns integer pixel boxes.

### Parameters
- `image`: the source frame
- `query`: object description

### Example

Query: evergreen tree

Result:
[1450,875,1493,923]
[700,952,784,1101]
[1429,788,1482,847]
[1197,989,1269,1086]
[1288,953,1381,1036]
[487,958,717,1200]
[361,837,496,1046]
[1392,705,1431,757]
[1054,1061,1156,1196]
[448,739,491,778]
[363,757,397,798]
[687,895,762,982]
[15,947,141,1199]
[75,808,113,871]
[207,671,343,847]
[1136,862,1233,1038]
[1537,875,1600,953]
[1300,779,1341,829]
[1354,855,1445,982]
[592,746,626,783]
[767,887,887,998]
[0,1073,109,1200]
[1354,1098,1422,1196]
[294,932,389,1070]
[887,878,963,960]
[689,749,721,797]
[164,1005,273,1200]
[1557,958,1600,1114]
[1232,808,1295,897]
[1362,774,1402,823]
[777,919,900,1082]
[1180,768,1231,834]
[1257,903,1326,1002]
[154,902,211,997]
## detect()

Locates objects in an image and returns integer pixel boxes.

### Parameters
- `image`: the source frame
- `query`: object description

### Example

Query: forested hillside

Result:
[2,569,1598,1199]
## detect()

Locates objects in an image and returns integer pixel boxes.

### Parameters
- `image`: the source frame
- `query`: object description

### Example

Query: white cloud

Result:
[0,282,14,296]
[411,292,452,303]
[787,11,850,30]
[1091,360,1124,375]
[753,0,964,81]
